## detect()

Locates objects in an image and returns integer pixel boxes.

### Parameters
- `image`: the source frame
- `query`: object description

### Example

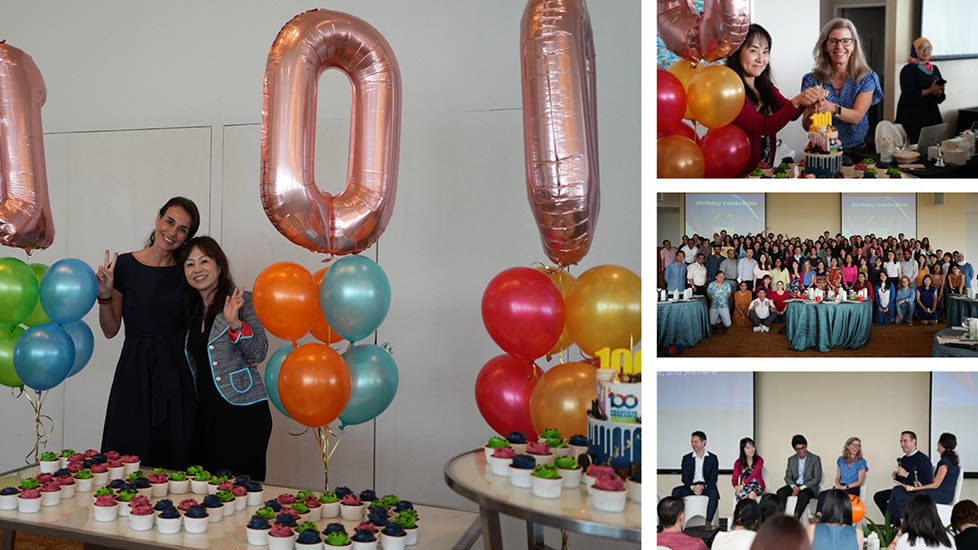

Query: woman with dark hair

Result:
[733,437,766,501]
[801,18,883,154]
[895,493,954,549]
[853,272,875,303]
[827,256,843,290]
[808,489,862,550]
[180,236,271,480]
[840,255,858,291]
[895,37,946,144]
[869,256,885,289]
[789,259,803,294]
[97,196,201,470]
[758,493,783,525]
[714,499,761,550]
[951,500,978,549]
[817,437,868,514]
[916,275,939,325]
[875,271,895,326]
[930,264,946,322]
[725,23,826,176]
[888,432,961,526]
[750,515,812,550]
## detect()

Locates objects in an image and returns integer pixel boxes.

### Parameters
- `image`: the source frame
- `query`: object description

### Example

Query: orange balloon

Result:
[537,265,576,357]
[565,265,641,355]
[278,343,351,427]
[252,262,318,341]
[529,362,596,437]
[849,494,865,523]
[667,60,704,120]
[687,65,745,129]
[657,135,704,178]
[310,267,344,344]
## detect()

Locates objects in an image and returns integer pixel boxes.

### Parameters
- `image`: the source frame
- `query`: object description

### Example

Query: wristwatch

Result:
[835,103,842,116]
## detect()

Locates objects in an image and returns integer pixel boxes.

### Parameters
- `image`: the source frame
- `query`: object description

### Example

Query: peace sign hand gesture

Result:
[96,250,118,298]
[224,286,246,331]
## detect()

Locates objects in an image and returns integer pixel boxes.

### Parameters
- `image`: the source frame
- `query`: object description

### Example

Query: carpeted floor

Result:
[676,321,944,357]
[0,531,82,550]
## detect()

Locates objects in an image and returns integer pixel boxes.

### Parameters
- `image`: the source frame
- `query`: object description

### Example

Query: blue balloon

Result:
[13,323,75,391]
[264,344,294,418]
[338,344,398,427]
[39,258,97,324]
[322,255,391,343]
[62,320,94,378]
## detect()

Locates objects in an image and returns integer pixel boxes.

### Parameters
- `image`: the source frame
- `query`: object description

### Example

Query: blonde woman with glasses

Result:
[816,437,868,515]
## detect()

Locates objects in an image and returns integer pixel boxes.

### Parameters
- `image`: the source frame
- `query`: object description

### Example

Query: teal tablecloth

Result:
[657,297,710,349]
[946,295,978,328]
[931,327,978,357]
[785,300,873,352]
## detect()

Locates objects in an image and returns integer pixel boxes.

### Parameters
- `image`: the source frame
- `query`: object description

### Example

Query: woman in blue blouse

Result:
[887,432,960,526]
[816,437,868,514]
[801,18,883,154]
[895,276,915,326]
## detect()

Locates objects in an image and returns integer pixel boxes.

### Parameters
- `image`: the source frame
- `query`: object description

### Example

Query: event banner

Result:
[684,194,765,237]
[841,194,916,238]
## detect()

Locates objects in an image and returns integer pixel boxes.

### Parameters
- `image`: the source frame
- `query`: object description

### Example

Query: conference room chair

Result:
[936,467,965,527]
[784,493,817,523]
[682,495,717,529]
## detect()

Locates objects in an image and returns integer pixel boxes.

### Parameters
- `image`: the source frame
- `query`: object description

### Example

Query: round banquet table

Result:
[444,449,640,550]
[931,327,978,357]
[657,296,710,349]
[784,299,873,352]
[945,295,978,327]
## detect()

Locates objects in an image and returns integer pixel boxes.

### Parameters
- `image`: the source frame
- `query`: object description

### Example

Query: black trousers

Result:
[874,489,893,518]
[776,485,817,518]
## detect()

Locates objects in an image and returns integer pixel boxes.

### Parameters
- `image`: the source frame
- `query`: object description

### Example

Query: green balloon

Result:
[0,325,25,389]
[23,263,51,327]
[0,257,39,326]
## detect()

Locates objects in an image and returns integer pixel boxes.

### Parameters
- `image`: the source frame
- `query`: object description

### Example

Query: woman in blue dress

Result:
[915,274,939,325]
[875,271,895,326]
[887,432,960,526]
[801,18,883,154]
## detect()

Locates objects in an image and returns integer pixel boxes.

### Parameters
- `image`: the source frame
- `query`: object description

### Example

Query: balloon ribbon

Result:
[23,390,53,464]
[313,425,343,491]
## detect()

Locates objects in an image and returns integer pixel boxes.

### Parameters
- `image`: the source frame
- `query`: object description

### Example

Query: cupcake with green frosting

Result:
[555,456,583,488]
[484,436,511,461]
[320,491,340,518]
[531,464,563,499]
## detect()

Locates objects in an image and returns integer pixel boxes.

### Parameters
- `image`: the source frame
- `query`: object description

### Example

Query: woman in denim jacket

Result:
[180,237,271,480]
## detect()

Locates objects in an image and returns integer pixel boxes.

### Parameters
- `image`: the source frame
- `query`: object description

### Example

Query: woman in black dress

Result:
[180,236,271,480]
[895,37,946,144]
[96,196,200,469]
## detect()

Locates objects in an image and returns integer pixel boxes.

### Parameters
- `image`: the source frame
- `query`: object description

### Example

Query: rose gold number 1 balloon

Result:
[261,10,401,255]
[0,41,54,251]
[521,0,599,268]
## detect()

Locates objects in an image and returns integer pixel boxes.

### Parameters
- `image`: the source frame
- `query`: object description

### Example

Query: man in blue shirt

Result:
[737,248,758,292]
[665,250,688,292]
[955,252,974,289]
[705,244,724,283]
[707,271,732,333]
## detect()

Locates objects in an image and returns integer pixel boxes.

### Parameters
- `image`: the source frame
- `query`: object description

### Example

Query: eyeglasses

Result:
[794,445,807,452]
[918,45,933,51]
[827,38,855,46]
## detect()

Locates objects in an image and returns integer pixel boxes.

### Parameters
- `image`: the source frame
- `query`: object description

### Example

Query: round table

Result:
[945,295,978,327]
[657,296,710,349]
[784,299,873,352]
[931,327,978,357]
[444,450,640,549]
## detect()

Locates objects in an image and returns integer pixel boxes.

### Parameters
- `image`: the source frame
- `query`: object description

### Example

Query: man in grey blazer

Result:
[775,434,822,519]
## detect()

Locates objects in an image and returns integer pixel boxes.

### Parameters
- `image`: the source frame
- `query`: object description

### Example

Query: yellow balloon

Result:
[529,362,596,438]
[667,60,704,120]
[536,265,576,357]
[687,65,745,129]
[565,265,641,355]
[657,135,704,178]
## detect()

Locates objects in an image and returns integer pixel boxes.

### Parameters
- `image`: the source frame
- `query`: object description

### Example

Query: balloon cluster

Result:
[657,0,752,178]
[0,257,96,391]
[475,265,641,440]
[253,255,398,429]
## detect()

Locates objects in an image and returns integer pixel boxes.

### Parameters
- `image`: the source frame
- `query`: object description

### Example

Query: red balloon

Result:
[475,354,543,440]
[669,121,697,141]
[700,124,751,178]
[482,267,565,360]
[278,343,351,427]
[657,70,686,133]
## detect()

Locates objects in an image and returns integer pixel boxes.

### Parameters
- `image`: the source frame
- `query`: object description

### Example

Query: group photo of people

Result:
[656,0,978,178]
[656,371,978,550]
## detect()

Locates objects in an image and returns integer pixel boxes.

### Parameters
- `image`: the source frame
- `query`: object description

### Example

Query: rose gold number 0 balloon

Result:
[0,41,54,251]
[261,10,401,255]
[521,0,599,268]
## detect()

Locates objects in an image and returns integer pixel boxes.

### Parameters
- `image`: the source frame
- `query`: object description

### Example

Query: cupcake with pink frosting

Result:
[340,493,366,521]
[147,472,168,497]
[590,474,627,512]
[584,464,615,488]
[39,479,62,507]
[17,488,41,514]
[55,471,76,499]
[106,459,125,481]
[92,491,119,521]
[231,484,248,511]
[129,500,155,531]
[488,447,516,477]
[89,462,109,487]
[525,442,555,465]
[121,454,140,476]
[267,523,295,550]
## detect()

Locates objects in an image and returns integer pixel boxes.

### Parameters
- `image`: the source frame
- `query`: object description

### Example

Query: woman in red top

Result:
[771,280,790,322]
[732,437,765,501]
[726,24,827,176]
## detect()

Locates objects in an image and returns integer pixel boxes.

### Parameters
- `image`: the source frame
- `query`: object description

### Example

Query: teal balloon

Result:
[338,344,398,427]
[13,323,75,391]
[322,255,391,343]
[0,325,26,389]
[264,344,294,418]
[39,258,97,324]
[0,257,39,326]
[23,264,52,326]
[62,320,94,378]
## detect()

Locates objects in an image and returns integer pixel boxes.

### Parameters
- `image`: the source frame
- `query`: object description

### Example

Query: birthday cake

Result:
[804,112,843,177]
[586,369,641,471]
